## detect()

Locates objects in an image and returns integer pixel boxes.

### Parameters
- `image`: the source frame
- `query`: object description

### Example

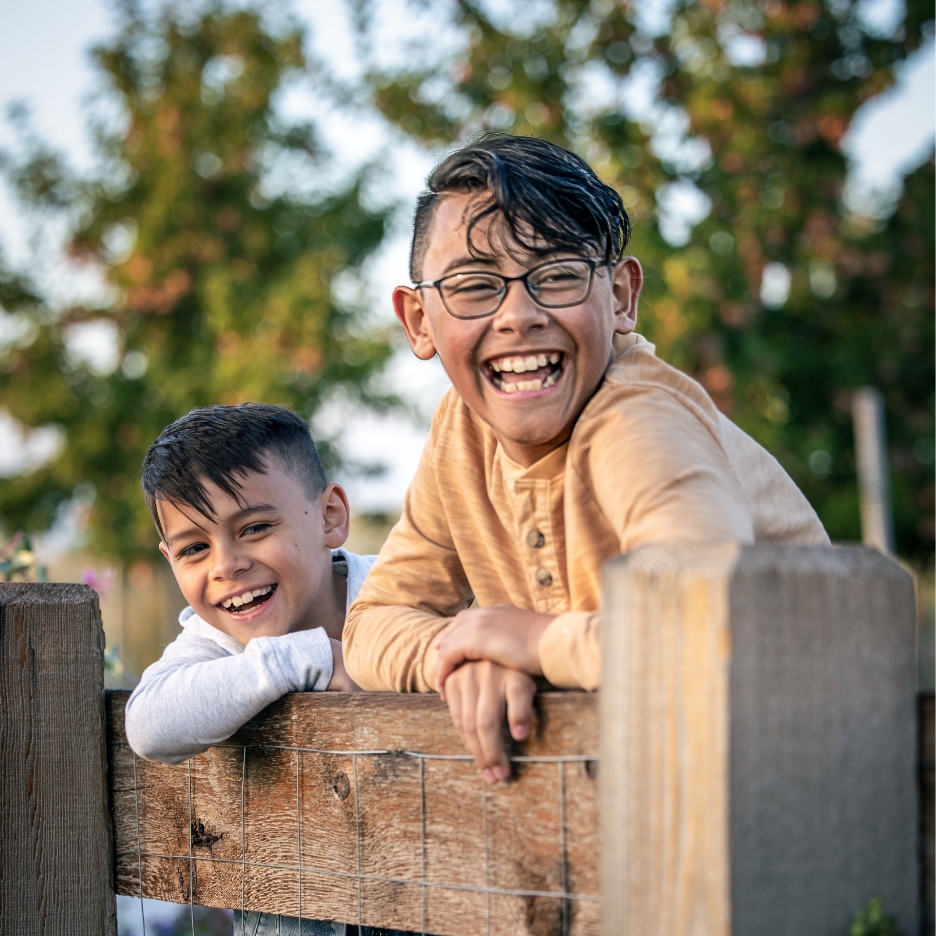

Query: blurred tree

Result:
[359,0,934,562]
[0,2,395,560]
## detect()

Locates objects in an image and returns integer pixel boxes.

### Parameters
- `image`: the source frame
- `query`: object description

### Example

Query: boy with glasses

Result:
[343,135,828,783]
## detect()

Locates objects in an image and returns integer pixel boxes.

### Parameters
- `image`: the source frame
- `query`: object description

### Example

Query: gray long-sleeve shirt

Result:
[125,548,376,764]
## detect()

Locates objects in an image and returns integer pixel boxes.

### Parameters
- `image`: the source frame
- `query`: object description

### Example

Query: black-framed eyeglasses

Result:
[415,257,603,320]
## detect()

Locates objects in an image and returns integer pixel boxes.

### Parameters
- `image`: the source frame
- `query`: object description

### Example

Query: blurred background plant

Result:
[0,0,932,652]
[0,1,397,563]
[356,0,934,564]
[849,897,901,936]
[0,530,48,581]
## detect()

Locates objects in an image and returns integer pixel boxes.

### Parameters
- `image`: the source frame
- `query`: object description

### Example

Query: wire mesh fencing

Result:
[106,690,599,936]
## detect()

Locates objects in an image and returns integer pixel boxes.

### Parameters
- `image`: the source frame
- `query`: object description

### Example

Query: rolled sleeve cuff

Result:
[539,611,601,691]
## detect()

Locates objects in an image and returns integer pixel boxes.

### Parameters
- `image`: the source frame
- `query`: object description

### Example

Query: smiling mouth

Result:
[487,352,564,394]
[220,584,277,614]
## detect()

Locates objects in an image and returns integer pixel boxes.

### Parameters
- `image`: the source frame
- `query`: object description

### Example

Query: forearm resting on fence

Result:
[125,631,333,763]
[343,601,453,692]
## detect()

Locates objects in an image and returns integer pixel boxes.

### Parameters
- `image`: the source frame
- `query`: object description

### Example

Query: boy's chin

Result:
[486,409,574,452]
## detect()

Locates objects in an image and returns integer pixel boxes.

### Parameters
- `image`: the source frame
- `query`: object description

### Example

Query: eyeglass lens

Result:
[439,259,592,318]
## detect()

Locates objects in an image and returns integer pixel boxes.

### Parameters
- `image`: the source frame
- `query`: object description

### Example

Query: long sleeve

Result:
[125,627,333,764]
[537,385,766,690]
[344,418,476,692]
[344,337,827,695]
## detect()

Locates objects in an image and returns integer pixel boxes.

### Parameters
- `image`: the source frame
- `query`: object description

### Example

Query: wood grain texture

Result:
[600,542,735,936]
[921,693,934,936]
[727,546,917,935]
[600,544,919,936]
[0,583,116,936]
[106,689,598,935]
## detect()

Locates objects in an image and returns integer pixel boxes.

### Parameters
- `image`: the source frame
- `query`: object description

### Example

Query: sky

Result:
[0,0,933,514]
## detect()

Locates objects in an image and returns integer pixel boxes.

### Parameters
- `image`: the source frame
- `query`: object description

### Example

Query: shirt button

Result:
[526,529,545,548]
[535,568,553,587]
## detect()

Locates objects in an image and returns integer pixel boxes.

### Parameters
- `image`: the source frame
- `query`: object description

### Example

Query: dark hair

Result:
[141,403,327,540]
[409,134,631,282]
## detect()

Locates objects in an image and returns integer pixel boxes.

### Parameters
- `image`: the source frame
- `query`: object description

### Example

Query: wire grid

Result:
[117,740,599,936]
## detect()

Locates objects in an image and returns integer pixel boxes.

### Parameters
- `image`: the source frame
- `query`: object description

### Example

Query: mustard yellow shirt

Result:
[344,334,828,692]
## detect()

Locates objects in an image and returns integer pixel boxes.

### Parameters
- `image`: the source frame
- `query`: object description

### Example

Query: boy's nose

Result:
[211,542,250,580]
[490,279,550,334]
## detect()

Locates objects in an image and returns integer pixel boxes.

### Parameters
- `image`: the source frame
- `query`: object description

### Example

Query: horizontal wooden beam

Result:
[106,689,598,936]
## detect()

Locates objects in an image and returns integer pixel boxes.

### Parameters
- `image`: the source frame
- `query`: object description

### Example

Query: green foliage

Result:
[0,531,48,582]
[0,2,396,561]
[849,897,900,936]
[361,0,935,562]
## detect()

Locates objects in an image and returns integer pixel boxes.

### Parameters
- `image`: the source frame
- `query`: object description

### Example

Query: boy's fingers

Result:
[444,667,487,774]
[475,669,510,781]
[505,672,536,742]
[435,647,467,694]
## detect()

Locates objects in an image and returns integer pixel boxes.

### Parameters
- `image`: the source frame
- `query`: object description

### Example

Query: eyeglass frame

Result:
[413,256,608,320]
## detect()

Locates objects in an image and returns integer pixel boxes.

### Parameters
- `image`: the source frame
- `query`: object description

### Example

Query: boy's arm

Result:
[125,628,334,764]
[434,389,761,691]
[343,420,474,693]
[536,388,757,687]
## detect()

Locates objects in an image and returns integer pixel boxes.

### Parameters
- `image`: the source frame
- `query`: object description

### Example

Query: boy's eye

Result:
[444,276,501,297]
[179,542,209,558]
[243,522,272,536]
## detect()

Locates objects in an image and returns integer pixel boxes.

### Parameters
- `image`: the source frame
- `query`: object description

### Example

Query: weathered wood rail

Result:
[107,690,598,935]
[1,545,932,936]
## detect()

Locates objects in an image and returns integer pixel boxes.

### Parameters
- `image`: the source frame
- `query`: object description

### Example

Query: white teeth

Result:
[222,585,273,610]
[503,377,545,393]
[491,353,562,374]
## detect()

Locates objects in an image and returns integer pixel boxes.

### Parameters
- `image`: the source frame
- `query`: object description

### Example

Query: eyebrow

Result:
[164,503,279,547]
[434,249,575,279]
[436,255,499,277]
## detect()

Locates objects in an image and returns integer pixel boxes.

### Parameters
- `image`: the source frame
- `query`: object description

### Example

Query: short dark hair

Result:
[409,134,631,282]
[141,403,327,540]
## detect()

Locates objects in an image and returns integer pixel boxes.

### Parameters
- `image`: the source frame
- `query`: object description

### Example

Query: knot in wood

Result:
[191,818,222,852]
[332,771,351,800]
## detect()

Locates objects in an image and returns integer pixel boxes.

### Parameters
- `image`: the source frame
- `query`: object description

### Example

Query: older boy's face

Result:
[156,461,349,646]
[394,193,642,466]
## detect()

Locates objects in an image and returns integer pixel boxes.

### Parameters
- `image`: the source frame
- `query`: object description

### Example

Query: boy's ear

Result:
[610,256,643,335]
[321,482,351,549]
[392,286,438,360]
[158,540,171,563]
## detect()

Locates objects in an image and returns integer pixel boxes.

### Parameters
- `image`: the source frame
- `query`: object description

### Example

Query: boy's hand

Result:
[327,639,362,692]
[442,660,537,783]
[433,604,554,699]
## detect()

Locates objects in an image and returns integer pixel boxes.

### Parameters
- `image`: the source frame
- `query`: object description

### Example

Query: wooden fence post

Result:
[600,544,918,936]
[0,583,116,936]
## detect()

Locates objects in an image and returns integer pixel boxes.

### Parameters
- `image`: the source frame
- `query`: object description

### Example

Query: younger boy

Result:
[126,403,410,936]
[343,135,829,784]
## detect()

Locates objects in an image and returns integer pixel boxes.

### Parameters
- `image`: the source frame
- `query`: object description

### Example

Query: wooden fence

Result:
[0,544,931,936]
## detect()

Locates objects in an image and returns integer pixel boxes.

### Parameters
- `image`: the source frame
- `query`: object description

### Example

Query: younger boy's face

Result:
[156,460,350,646]
[394,193,643,467]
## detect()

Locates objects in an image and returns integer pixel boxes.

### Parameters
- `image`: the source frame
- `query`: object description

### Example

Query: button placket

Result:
[527,483,557,599]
